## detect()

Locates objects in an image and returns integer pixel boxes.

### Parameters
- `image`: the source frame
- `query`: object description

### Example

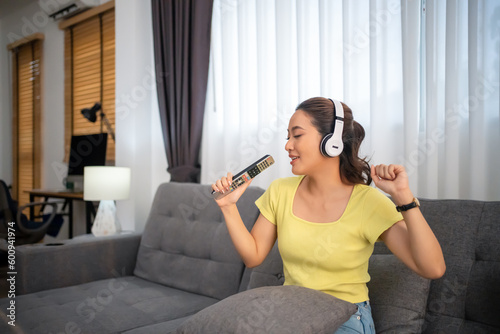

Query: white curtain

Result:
[416,0,500,200]
[201,0,500,201]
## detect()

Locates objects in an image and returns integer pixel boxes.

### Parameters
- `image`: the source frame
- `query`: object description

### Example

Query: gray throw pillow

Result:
[174,285,357,334]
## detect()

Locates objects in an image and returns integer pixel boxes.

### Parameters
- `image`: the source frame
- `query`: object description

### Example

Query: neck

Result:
[303,158,349,196]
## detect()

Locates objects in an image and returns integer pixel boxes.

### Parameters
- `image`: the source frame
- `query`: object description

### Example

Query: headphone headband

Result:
[328,98,344,123]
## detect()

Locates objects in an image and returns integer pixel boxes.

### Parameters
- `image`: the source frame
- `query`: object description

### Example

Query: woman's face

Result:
[285,109,325,175]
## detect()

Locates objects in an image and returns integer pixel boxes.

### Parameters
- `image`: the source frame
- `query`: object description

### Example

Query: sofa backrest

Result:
[245,242,284,290]
[374,199,500,333]
[134,182,264,300]
[420,199,500,333]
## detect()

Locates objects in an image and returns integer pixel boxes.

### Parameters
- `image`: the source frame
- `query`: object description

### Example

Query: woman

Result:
[212,97,445,333]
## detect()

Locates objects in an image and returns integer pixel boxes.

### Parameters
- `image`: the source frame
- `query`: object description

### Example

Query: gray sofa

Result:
[1,182,499,333]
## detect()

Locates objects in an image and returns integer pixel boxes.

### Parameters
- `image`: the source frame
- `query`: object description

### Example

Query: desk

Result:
[26,189,95,238]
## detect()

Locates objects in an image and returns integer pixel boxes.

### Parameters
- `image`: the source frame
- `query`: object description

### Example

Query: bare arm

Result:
[372,164,446,279]
[213,174,277,268]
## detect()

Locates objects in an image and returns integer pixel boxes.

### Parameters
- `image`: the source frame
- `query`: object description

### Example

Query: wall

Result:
[0,0,168,236]
[0,16,12,185]
[115,0,170,232]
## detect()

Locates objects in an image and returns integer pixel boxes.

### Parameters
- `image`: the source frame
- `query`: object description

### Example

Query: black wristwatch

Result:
[396,198,420,212]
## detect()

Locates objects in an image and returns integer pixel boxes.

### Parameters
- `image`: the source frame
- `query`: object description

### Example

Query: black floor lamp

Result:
[81,102,115,141]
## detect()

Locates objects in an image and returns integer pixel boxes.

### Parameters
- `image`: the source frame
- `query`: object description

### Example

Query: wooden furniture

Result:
[26,189,95,238]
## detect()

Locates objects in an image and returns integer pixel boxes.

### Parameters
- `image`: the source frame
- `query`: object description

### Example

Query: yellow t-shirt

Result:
[255,176,403,303]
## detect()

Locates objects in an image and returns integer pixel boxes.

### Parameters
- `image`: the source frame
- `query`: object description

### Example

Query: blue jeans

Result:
[334,301,376,334]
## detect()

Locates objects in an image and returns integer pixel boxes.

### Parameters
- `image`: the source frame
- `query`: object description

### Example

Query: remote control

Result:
[212,155,275,200]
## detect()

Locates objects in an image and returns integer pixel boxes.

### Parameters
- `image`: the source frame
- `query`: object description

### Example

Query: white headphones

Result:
[319,98,344,157]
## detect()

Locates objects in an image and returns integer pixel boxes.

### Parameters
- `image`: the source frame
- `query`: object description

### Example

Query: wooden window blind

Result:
[7,34,43,206]
[63,2,115,163]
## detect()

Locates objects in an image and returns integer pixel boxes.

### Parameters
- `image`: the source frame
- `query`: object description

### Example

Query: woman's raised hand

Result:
[371,164,413,205]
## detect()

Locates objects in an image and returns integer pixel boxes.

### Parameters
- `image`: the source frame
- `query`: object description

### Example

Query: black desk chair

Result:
[0,180,59,248]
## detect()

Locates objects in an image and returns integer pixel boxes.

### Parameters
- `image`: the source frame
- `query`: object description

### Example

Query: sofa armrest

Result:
[16,232,141,295]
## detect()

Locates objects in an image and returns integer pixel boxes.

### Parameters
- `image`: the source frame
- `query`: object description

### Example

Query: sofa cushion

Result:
[174,285,357,334]
[134,182,264,300]
[368,254,431,333]
[0,276,218,334]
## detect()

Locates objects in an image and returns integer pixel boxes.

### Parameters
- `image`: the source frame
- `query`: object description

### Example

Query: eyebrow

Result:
[287,126,305,133]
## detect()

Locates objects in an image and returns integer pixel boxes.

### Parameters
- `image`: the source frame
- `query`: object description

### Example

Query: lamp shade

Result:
[84,166,131,201]
[81,102,101,123]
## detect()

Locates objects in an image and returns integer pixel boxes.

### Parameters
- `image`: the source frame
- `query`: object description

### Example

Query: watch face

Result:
[414,198,420,207]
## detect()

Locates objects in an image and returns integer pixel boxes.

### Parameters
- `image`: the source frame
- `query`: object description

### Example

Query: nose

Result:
[285,138,292,152]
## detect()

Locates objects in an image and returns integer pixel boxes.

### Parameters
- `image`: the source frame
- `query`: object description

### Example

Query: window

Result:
[60,1,115,164]
[202,0,500,200]
[7,34,43,206]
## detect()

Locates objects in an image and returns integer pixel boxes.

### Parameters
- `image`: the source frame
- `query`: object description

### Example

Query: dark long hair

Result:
[296,97,372,185]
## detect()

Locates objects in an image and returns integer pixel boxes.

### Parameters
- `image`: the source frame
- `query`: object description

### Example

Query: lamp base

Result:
[91,200,121,236]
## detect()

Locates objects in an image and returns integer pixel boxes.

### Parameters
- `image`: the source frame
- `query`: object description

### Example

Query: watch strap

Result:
[396,198,420,212]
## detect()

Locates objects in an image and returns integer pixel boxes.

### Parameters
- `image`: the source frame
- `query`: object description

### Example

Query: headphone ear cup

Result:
[320,134,333,157]
[329,138,344,157]
[321,98,345,158]
[320,133,344,157]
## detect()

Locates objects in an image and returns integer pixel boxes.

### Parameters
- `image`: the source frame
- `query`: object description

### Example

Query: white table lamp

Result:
[84,166,131,236]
